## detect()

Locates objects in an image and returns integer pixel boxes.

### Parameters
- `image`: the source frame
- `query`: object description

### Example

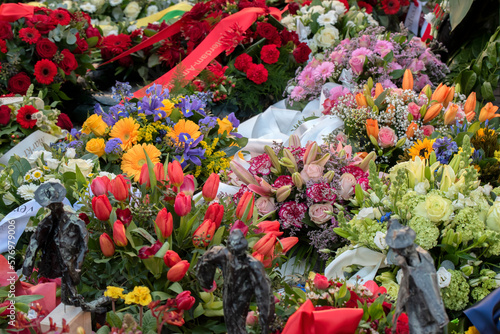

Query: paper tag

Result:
[405,1,426,36]
[0,130,59,167]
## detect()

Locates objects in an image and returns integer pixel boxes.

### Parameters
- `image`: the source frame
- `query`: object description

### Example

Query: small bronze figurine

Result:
[385,219,449,334]
[196,229,274,334]
[23,182,108,311]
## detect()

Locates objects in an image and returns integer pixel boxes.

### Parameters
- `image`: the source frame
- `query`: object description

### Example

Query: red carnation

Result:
[182,20,210,43]
[256,22,279,41]
[280,29,299,45]
[85,26,102,45]
[74,34,88,54]
[16,105,38,129]
[183,2,210,20]
[56,113,73,131]
[130,29,143,39]
[49,9,71,26]
[28,15,56,34]
[0,40,7,53]
[238,0,268,10]
[246,63,268,85]
[358,1,373,13]
[0,105,11,125]
[19,27,41,44]
[260,44,280,64]
[0,22,13,40]
[36,38,58,58]
[34,59,58,85]
[58,49,78,75]
[293,42,311,64]
[8,73,31,95]
[381,0,401,15]
[234,53,253,72]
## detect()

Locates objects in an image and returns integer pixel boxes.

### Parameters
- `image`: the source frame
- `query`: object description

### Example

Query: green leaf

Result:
[13,295,43,305]
[168,282,183,294]
[96,325,111,334]
[467,121,481,134]
[480,81,495,101]
[144,148,157,190]
[66,33,77,45]
[374,89,389,108]
[14,302,30,313]
[193,304,204,318]
[210,227,225,248]
[148,54,161,68]
[383,50,394,63]
[87,36,99,48]
[106,311,122,329]
[459,70,477,95]
[153,241,170,259]
[389,69,405,80]
[151,291,173,301]
[131,228,156,244]
[449,0,473,30]
[142,310,157,332]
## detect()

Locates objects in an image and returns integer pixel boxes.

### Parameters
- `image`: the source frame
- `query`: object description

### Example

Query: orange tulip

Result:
[478,102,500,122]
[192,219,216,248]
[256,220,283,237]
[113,220,128,247]
[355,93,368,107]
[431,83,450,105]
[163,250,182,267]
[155,208,173,239]
[444,103,459,125]
[253,233,277,257]
[202,173,220,202]
[443,86,455,108]
[235,191,254,221]
[99,233,115,257]
[465,111,476,122]
[423,103,443,123]
[168,160,184,187]
[402,69,413,91]
[167,260,189,282]
[464,92,476,114]
[365,119,379,140]
[279,237,299,253]
[406,122,418,138]
[374,83,384,99]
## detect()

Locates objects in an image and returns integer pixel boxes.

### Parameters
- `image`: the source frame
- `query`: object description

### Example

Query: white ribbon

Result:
[0,130,59,168]
[404,1,427,36]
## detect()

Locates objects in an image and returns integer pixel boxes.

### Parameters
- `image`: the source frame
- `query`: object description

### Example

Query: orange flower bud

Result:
[464,92,476,114]
[443,86,455,108]
[374,83,384,99]
[168,161,184,187]
[91,195,112,221]
[155,208,173,239]
[163,250,182,267]
[202,173,220,202]
[423,103,443,123]
[167,260,189,282]
[99,233,115,257]
[174,193,191,216]
[402,69,413,91]
[253,233,277,257]
[193,219,216,248]
[406,122,418,138]
[204,203,224,229]
[444,103,459,125]
[113,220,127,247]
[355,93,368,107]
[109,174,130,201]
[236,192,254,221]
[465,111,476,122]
[479,102,500,122]
[365,119,379,140]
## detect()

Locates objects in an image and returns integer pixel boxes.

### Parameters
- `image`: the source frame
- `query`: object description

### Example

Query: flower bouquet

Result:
[334,136,500,315]
[65,82,246,184]
[286,25,448,107]
[0,4,99,104]
[280,0,379,56]
[229,134,376,267]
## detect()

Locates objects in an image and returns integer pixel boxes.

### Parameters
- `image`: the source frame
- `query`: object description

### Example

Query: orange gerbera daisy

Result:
[110,117,140,151]
[121,143,161,182]
[168,119,201,142]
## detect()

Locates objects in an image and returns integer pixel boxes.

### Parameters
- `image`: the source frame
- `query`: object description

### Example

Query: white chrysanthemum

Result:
[17,184,38,200]
[80,2,97,13]
[147,5,158,16]
[27,150,53,166]
[317,11,338,26]
[110,0,123,6]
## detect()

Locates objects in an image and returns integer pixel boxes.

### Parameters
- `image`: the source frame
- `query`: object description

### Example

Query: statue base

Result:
[40,303,92,334]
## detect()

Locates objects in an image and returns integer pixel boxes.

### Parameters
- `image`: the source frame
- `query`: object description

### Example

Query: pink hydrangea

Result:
[306,183,337,203]
[279,201,308,228]
[273,175,293,188]
[249,154,272,175]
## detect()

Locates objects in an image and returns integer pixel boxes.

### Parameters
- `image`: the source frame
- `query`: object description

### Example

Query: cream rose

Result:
[300,164,324,182]
[124,1,140,20]
[255,197,276,215]
[486,202,500,231]
[339,173,356,200]
[414,193,453,223]
[313,26,339,48]
[309,203,333,224]
[60,159,94,177]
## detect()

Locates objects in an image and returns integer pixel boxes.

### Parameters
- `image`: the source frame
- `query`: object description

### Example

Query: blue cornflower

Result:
[433,137,458,164]
[175,133,206,167]
[105,138,123,155]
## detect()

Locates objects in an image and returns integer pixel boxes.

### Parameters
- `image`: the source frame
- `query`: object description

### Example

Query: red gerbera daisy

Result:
[49,9,71,26]
[34,59,58,85]
[16,105,38,129]
[19,27,41,44]
[381,0,401,15]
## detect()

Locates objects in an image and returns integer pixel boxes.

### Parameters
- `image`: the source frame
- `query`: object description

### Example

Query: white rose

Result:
[124,1,141,20]
[80,2,97,13]
[313,26,339,48]
[65,148,76,159]
[45,158,60,170]
[415,180,430,195]
[110,0,123,6]
[358,207,375,220]
[373,231,387,250]
[27,150,53,166]
[255,197,276,215]
[147,5,158,16]
[486,202,500,231]
[309,203,333,225]
[436,267,452,288]
[60,159,94,177]
[90,0,105,9]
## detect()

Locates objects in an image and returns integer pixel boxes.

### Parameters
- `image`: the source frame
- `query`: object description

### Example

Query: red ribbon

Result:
[0,3,35,22]
[281,300,364,334]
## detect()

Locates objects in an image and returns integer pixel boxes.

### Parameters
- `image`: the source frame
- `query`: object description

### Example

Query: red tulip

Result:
[91,195,112,221]
[279,237,298,253]
[255,220,283,237]
[163,250,182,267]
[154,163,165,183]
[99,233,115,257]
[202,173,220,202]
[174,193,191,216]
[230,219,249,236]
[180,175,195,197]
[235,191,254,221]
[138,240,162,259]
[193,219,216,248]
[204,203,224,229]
[139,163,151,187]
[168,161,184,187]
[91,176,110,196]
[253,233,276,257]
[175,291,195,311]
[313,273,330,290]
[167,260,189,282]
[155,208,173,238]
[109,174,130,201]
[113,220,128,247]
[116,208,132,226]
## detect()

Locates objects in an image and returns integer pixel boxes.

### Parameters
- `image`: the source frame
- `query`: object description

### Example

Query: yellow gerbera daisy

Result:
[121,143,161,181]
[408,138,435,160]
[110,117,140,151]
[159,99,176,117]
[168,119,201,142]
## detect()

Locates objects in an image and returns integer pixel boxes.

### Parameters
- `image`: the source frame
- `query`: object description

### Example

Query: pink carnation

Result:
[279,201,308,228]
[248,154,272,175]
[306,183,337,203]
[273,175,293,188]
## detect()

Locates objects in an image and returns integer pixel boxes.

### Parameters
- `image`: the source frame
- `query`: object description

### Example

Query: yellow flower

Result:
[465,327,480,334]
[160,99,175,117]
[408,138,435,160]
[217,118,233,135]
[476,127,495,140]
[86,138,106,157]
[121,143,161,181]
[494,150,500,161]
[104,286,125,299]
[82,114,108,137]
[168,119,201,142]
[124,286,152,306]
[110,117,140,151]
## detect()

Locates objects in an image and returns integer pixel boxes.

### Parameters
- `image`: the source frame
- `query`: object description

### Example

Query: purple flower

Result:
[175,95,206,117]
[105,138,123,155]
[432,137,458,164]
[227,112,240,128]
[175,133,205,167]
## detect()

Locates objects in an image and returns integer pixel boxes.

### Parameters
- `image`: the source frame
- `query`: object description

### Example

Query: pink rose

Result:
[378,127,397,148]
[349,55,365,75]
[421,125,434,137]
[339,173,357,200]
[255,196,276,215]
[300,164,324,182]
[313,273,330,289]
[407,102,421,120]
[246,311,258,326]
[309,203,333,224]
